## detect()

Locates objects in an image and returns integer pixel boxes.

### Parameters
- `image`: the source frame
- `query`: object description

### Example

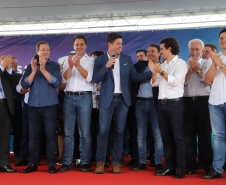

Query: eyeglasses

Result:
[202,50,210,54]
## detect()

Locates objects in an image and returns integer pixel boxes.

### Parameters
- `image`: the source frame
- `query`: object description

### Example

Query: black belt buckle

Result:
[161,99,167,104]
[192,97,197,101]
[114,93,121,96]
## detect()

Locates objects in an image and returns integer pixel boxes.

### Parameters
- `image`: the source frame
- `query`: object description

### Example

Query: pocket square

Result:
[123,63,128,65]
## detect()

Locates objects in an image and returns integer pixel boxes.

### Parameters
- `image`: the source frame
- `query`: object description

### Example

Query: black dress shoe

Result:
[155,164,163,172]
[174,169,185,179]
[0,165,17,173]
[131,163,147,171]
[49,166,57,173]
[155,168,175,176]
[13,160,28,166]
[81,164,90,172]
[127,160,138,166]
[58,164,73,172]
[150,161,155,167]
[203,167,223,179]
[22,164,38,173]
[186,168,196,175]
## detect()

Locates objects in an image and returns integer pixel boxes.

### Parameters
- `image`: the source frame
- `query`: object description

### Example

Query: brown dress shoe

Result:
[112,163,122,174]
[95,162,104,174]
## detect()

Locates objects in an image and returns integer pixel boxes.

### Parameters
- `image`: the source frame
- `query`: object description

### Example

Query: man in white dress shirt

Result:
[149,37,188,178]
[58,35,94,172]
[204,28,226,179]
[183,39,213,175]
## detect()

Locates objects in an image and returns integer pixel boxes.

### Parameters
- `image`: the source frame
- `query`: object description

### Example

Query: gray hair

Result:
[188,39,204,50]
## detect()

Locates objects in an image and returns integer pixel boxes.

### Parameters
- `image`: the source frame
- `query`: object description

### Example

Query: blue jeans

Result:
[27,105,57,167]
[136,100,163,164]
[63,93,92,165]
[209,103,226,174]
[96,95,129,164]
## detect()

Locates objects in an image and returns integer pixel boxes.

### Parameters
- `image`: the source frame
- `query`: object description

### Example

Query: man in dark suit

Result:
[93,32,152,174]
[0,55,18,173]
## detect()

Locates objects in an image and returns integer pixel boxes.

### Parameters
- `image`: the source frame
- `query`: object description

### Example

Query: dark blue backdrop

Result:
[0,27,223,74]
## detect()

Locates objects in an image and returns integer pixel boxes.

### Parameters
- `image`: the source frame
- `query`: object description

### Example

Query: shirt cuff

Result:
[167,75,174,84]
[25,77,32,86]
[50,75,57,84]
[6,67,13,74]
[0,65,5,71]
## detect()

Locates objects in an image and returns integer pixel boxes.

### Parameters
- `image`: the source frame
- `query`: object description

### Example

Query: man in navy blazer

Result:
[93,32,152,174]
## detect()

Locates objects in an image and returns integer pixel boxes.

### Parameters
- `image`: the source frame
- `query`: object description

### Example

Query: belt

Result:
[114,93,122,96]
[136,97,154,101]
[66,91,92,95]
[0,99,7,103]
[184,96,209,101]
[159,98,182,104]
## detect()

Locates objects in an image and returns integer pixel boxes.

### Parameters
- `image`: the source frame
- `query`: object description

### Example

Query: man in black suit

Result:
[0,55,19,172]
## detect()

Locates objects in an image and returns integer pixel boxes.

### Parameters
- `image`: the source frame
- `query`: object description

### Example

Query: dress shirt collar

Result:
[166,55,178,64]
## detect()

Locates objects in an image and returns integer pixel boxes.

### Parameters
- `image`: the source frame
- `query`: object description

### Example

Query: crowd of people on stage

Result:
[0,27,226,180]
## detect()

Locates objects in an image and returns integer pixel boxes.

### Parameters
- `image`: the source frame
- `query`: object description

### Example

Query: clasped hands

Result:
[68,55,81,69]
[148,60,162,74]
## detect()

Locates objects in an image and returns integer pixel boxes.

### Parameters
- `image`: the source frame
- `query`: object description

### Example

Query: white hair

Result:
[188,39,204,50]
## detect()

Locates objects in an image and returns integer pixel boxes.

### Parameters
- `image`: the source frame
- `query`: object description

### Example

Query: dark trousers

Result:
[158,99,186,170]
[127,103,138,161]
[11,99,23,158]
[18,102,29,161]
[184,96,213,169]
[0,100,12,167]
[27,105,57,167]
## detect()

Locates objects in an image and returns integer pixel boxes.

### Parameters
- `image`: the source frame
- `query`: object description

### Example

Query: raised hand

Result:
[211,53,223,67]
[68,55,74,69]
[153,63,162,73]
[106,58,116,69]
[31,57,38,73]
[39,57,47,72]
[73,55,81,68]
[1,55,12,69]
[148,60,157,75]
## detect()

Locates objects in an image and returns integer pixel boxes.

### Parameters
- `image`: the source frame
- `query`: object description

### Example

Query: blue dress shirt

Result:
[21,60,61,107]
[137,66,153,98]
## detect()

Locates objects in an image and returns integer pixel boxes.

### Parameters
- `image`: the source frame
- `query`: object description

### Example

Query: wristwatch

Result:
[160,71,165,76]
[196,69,201,74]
[220,64,225,69]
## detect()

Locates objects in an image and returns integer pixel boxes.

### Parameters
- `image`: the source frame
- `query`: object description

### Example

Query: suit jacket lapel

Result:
[104,54,114,80]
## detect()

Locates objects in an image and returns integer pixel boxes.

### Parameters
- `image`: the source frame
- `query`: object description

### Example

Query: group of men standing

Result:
[0,28,226,180]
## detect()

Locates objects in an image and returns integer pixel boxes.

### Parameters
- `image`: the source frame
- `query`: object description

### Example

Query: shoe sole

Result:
[81,168,90,172]
[58,167,73,172]
[21,169,37,173]
[0,169,17,173]
[95,171,104,174]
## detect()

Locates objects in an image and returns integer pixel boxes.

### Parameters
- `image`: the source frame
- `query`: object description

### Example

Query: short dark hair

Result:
[204,43,218,52]
[11,56,17,60]
[107,32,123,44]
[36,41,51,51]
[148,44,160,53]
[73,35,87,45]
[136,49,147,56]
[219,28,226,37]
[160,38,180,55]
[90,50,105,57]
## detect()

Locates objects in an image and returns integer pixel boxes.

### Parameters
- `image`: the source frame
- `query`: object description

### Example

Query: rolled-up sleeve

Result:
[85,58,94,82]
